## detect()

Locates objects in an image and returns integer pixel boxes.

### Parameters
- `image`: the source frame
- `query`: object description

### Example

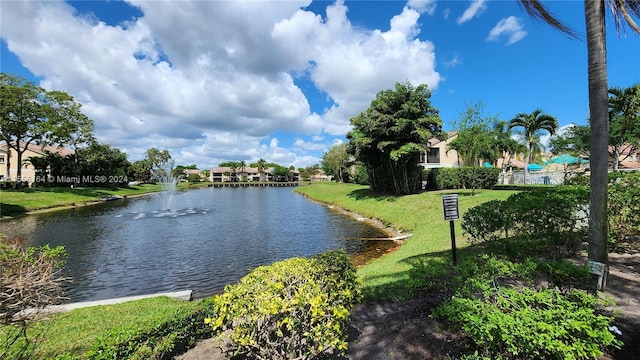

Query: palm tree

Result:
[608,84,640,170]
[239,160,247,182]
[508,109,558,183]
[516,0,639,289]
[256,158,266,182]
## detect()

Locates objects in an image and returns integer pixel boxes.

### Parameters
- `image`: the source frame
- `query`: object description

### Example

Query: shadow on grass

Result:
[347,188,398,202]
[0,203,28,216]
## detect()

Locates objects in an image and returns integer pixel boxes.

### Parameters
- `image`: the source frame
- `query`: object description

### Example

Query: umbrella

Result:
[483,162,492,167]
[527,163,544,171]
[548,154,582,164]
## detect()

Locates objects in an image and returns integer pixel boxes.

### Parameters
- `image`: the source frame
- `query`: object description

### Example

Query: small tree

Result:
[1,237,69,360]
[321,143,350,183]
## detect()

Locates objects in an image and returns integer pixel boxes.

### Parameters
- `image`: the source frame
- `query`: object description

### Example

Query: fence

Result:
[499,171,568,185]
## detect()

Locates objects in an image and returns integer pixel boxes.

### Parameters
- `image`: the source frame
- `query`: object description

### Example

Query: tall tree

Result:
[608,83,640,169]
[145,147,172,181]
[347,82,444,195]
[517,0,639,289]
[447,102,501,167]
[508,109,558,183]
[321,143,350,183]
[0,73,94,181]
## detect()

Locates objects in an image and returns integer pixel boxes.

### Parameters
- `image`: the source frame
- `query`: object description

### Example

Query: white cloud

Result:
[457,0,487,24]
[0,0,440,168]
[487,16,528,45]
[443,53,462,68]
[407,0,437,15]
[443,8,450,20]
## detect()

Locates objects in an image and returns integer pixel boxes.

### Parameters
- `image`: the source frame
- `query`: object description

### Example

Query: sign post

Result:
[442,194,460,265]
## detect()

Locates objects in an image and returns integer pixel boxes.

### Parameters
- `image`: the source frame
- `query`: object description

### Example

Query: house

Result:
[209,166,299,182]
[310,169,332,182]
[418,133,460,168]
[0,142,74,183]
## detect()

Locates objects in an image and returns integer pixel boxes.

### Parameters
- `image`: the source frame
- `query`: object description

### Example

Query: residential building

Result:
[418,134,460,168]
[0,142,74,183]
[209,166,299,182]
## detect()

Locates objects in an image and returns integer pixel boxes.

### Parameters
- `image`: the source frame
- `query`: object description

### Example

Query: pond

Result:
[0,186,395,302]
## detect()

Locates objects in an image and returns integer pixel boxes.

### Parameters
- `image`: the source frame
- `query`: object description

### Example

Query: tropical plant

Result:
[347,82,444,194]
[508,109,558,183]
[609,83,640,170]
[516,0,639,289]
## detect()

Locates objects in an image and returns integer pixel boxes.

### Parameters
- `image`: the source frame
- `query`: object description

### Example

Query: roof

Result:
[0,141,75,157]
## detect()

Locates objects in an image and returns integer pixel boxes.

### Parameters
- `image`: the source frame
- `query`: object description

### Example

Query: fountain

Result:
[115,162,210,220]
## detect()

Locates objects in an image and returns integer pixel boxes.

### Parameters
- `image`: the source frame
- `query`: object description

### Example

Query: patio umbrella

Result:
[483,162,492,167]
[548,154,582,164]
[527,163,544,171]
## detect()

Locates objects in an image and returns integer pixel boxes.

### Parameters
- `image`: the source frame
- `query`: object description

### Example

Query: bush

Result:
[462,186,589,257]
[428,255,620,359]
[607,171,640,250]
[1,239,69,360]
[209,250,361,359]
[424,167,500,191]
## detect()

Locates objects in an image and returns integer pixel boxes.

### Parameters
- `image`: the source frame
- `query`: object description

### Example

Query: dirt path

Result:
[175,252,640,359]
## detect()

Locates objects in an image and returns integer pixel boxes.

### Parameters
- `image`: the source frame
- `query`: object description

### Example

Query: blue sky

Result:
[1,0,639,170]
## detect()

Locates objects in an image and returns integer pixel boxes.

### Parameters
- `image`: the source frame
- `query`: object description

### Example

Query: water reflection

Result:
[1,187,396,302]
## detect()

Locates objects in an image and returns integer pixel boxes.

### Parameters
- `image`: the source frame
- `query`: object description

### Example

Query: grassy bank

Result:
[294,182,515,300]
[0,183,209,217]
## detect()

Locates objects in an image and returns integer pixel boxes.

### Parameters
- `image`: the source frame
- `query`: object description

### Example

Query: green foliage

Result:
[352,164,370,185]
[84,299,214,360]
[321,143,351,183]
[421,255,619,360]
[424,167,500,191]
[347,81,444,195]
[608,171,640,249]
[209,250,361,359]
[462,186,589,254]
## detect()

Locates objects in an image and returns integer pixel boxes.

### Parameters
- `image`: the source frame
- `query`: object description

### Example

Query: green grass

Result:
[0,183,208,217]
[1,296,208,359]
[295,182,516,300]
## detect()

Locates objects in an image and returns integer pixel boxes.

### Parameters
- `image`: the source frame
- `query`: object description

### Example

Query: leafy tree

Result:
[447,102,501,167]
[76,142,130,185]
[0,73,95,181]
[321,143,350,183]
[271,164,289,181]
[347,82,444,194]
[129,159,153,182]
[516,0,639,288]
[298,164,320,181]
[508,109,558,183]
[609,83,640,170]
[549,124,591,159]
[145,147,172,181]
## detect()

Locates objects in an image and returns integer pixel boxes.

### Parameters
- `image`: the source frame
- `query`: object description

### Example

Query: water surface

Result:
[1,187,394,301]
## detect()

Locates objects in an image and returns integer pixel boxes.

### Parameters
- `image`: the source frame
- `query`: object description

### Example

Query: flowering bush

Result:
[208,250,360,359]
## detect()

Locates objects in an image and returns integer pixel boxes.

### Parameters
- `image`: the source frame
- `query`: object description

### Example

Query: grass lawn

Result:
[295,182,516,300]
[0,182,208,217]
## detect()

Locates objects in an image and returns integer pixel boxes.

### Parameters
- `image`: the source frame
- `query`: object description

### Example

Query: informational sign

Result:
[442,194,460,221]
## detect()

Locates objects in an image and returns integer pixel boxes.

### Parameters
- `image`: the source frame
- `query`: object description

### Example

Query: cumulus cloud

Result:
[457,0,487,24]
[1,0,440,168]
[487,16,528,45]
[407,0,437,15]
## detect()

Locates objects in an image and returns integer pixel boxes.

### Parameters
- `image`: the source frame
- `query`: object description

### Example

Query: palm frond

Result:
[607,0,640,35]
[517,0,579,38]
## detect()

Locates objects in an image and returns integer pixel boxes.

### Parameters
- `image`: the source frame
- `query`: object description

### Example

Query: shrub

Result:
[1,239,68,360]
[462,186,589,257]
[209,250,360,359]
[607,171,640,250]
[425,167,500,191]
[429,255,620,359]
